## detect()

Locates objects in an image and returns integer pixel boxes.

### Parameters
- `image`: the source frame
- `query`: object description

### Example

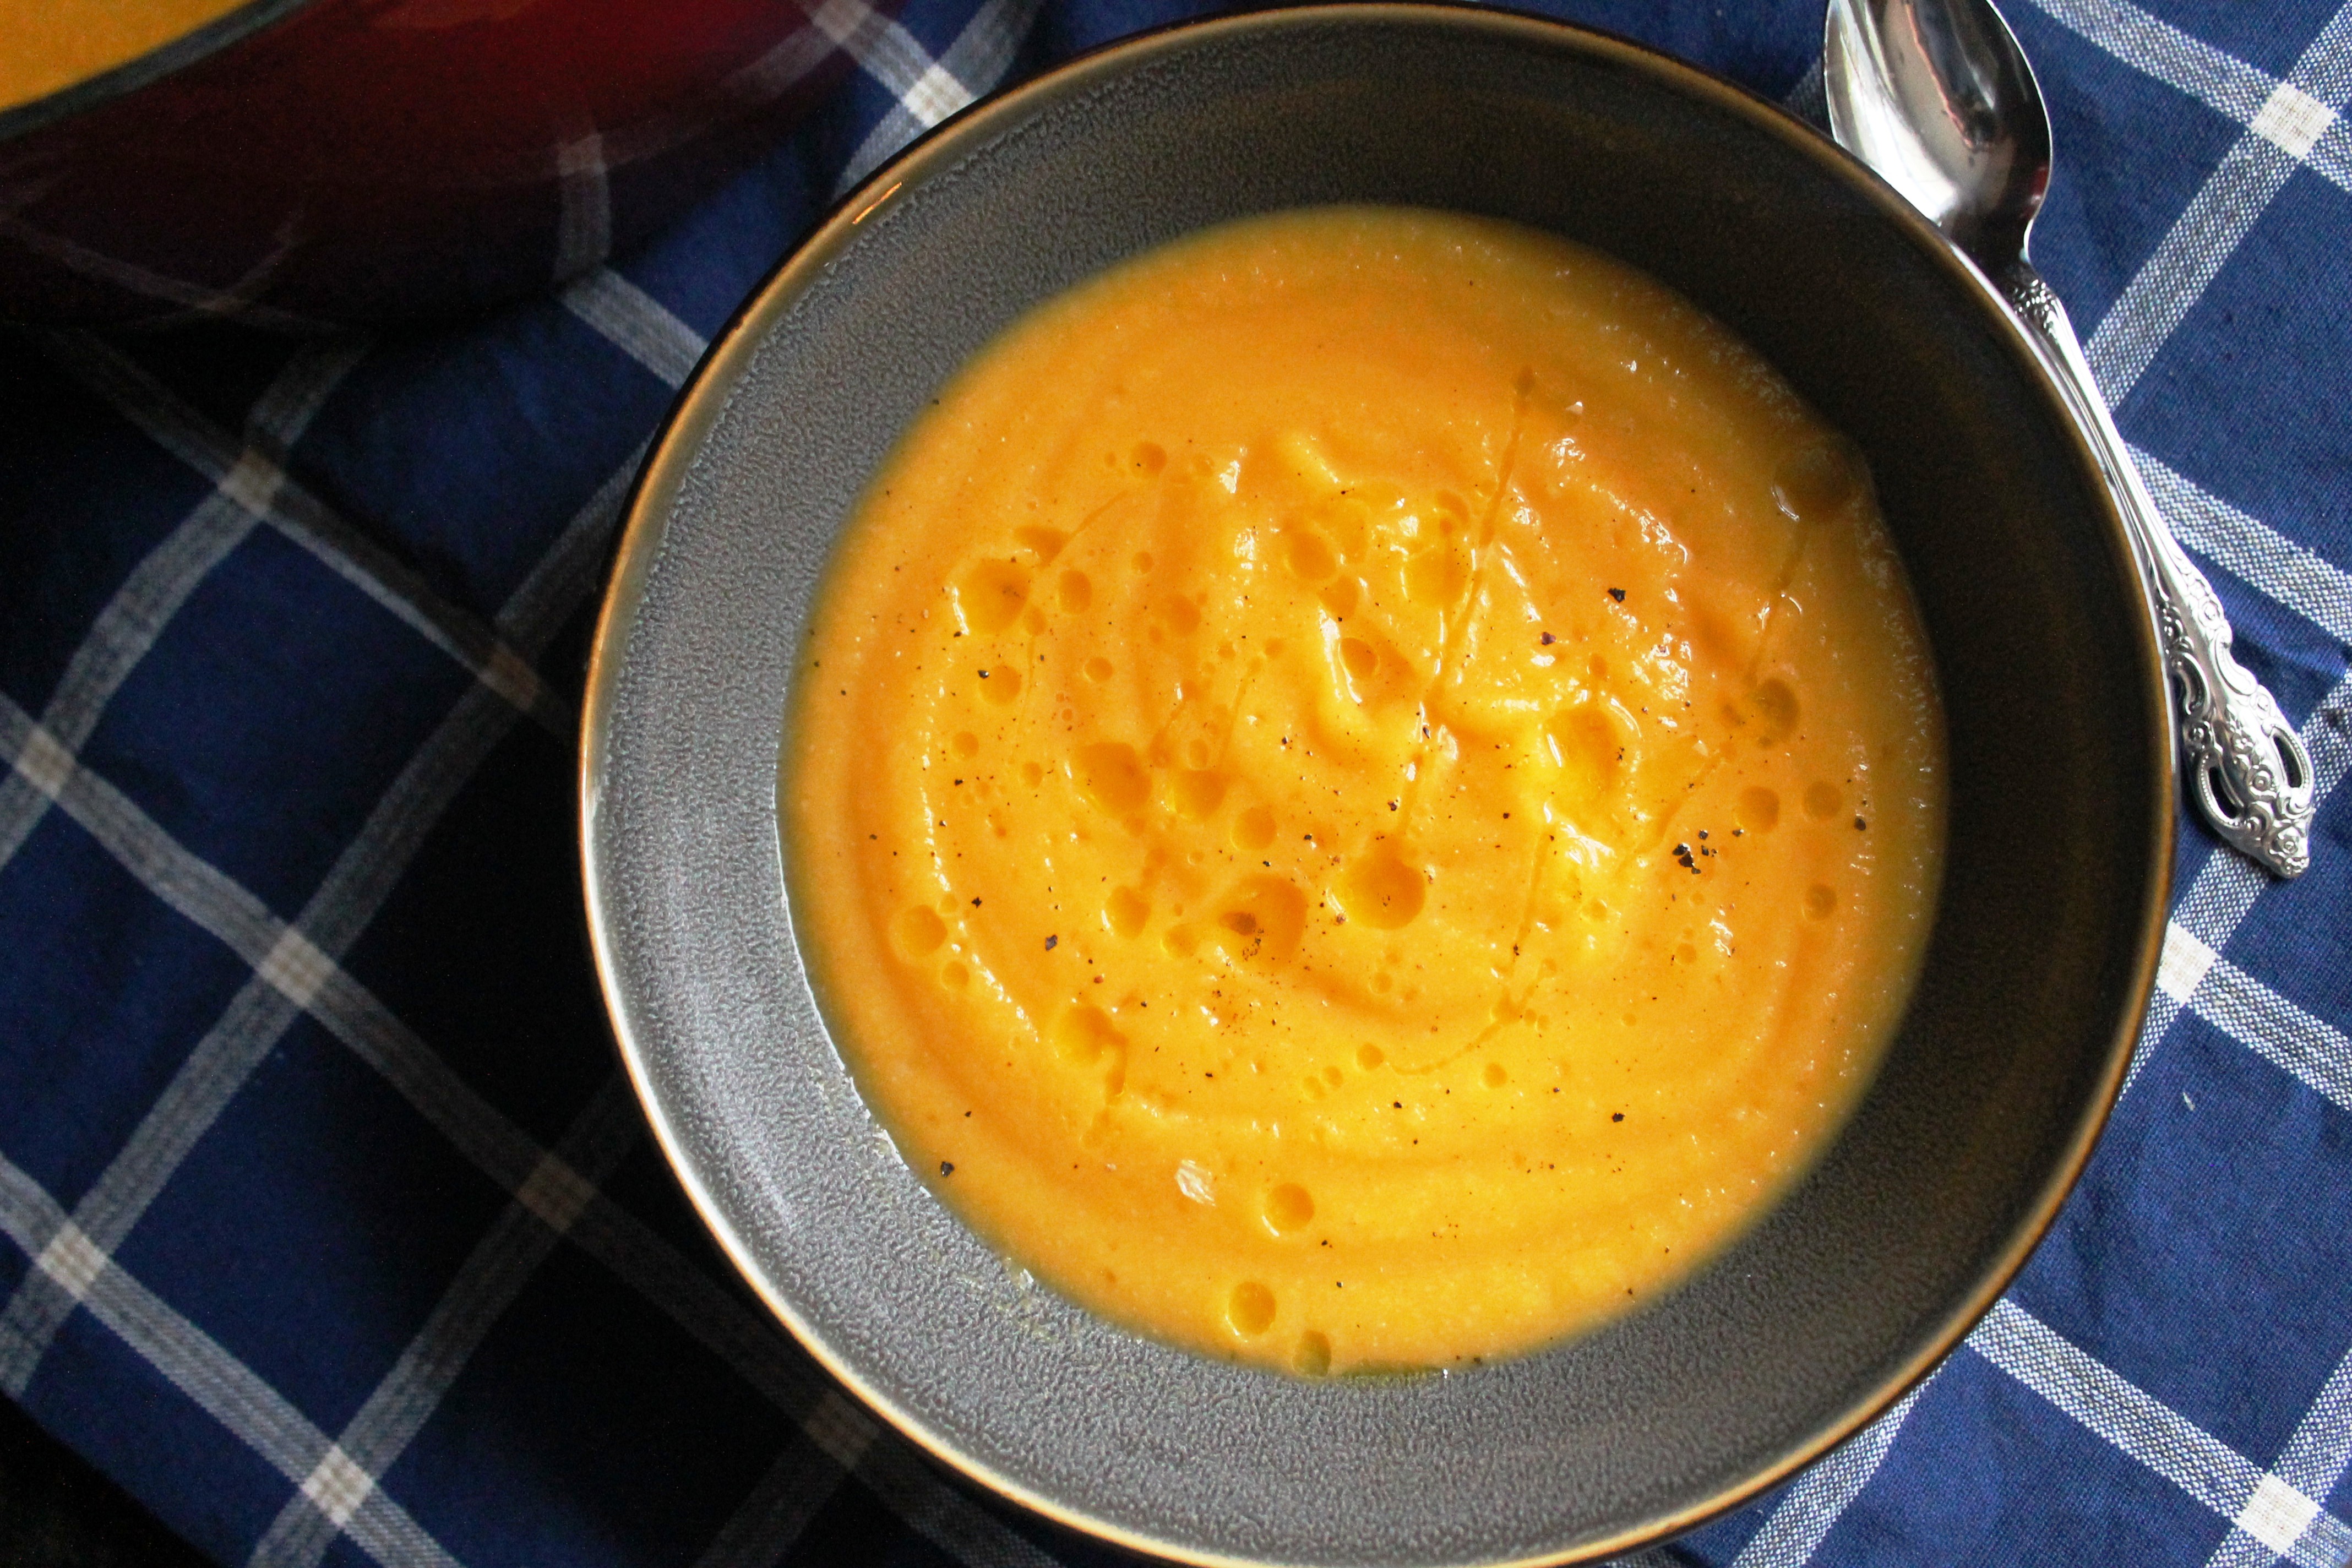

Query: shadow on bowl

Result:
[582,8,2171,1563]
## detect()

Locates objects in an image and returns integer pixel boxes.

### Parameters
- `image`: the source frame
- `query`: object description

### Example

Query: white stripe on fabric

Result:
[0,338,366,879]
[0,1151,466,1568]
[2065,0,2352,405]
[2245,1474,2325,1554]
[1970,1300,2352,1568]
[2251,83,2338,158]
[2087,136,2305,407]
[0,456,637,1395]
[592,4,846,171]
[554,130,613,280]
[810,0,951,106]
[560,1191,1063,1568]
[2192,955,2352,1114]
[36,333,570,738]
[832,0,1045,194]
[31,1223,107,1302]
[2135,448,2352,643]
[692,1438,861,1568]
[2029,0,2283,126]
[0,214,326,333]
[561,268,709,389]
[2159,921,2222,1003]
[1727,1380,1935,1567]
[8,722,73,800]
[0,444,1050,1566]
[2028,0,2352,195]
[2275,1345,2352,1533]
[256,928,340,1012]
[248,1080,643,1568]
[855,1433,1065,1568]
[297,1446,374,1530]
[0,692,326,996]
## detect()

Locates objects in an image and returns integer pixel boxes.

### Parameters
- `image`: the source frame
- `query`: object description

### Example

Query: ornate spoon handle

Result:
[2001,261,2314,878]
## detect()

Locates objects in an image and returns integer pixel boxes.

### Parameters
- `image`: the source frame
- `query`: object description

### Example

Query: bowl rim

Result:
[0,0,320,145]
[580,6,2176,1561]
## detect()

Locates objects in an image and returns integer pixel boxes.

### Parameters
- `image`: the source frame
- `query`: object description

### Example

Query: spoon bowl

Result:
[1823,0,2050,265]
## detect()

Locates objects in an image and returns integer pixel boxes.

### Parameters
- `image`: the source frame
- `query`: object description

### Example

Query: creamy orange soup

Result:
[787,207,1945,1376]
[0,0,252,114]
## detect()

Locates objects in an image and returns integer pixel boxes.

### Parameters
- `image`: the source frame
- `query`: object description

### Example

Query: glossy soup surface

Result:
[787,207,1946,1376]
[1,0,253,113]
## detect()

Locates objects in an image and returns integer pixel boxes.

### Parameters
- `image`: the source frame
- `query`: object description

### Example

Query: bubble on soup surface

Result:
[1294,1331,1332,1376]
[1231,805,1276,851]
[1084,656,1114,683]
[1131,551,1155,573]
[1285,529,1337,581]
[1132,441,1167,473]
[1741,678,1800,745]
[1772,440,1860,520]
[1019,760,1044,787]
[1072,742,1150,813]
[1264,1183,1315,1234]
[1014,525,1068,564]
[1355,1043,1385,1070]
[1482,1061,1509,1088]
[939,961,969,990]
[1228,1281,1277,1336]
[951,731,979,757]
[1105,886,1150,939]
[1212,875,1308,965]
[1339,637,1378,681]
[892,906,946,957]
[1337,842,1425,929]
[1172,769,1228,821]
[1052,1004,1125,1064]
[979,667,1021,706]
[956,559,1030,633]
[1804,780,1843,819]
[1059,570,1092,612]
[1022,606,1047,634]
[1805,884,1838,919]
[1737,786,1781,832]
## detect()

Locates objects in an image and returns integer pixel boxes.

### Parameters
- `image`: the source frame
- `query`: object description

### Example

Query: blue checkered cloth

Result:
[2,0,2346,1562]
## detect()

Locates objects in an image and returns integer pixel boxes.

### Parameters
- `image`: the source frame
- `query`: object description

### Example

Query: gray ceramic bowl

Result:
[581,8,2173,1564]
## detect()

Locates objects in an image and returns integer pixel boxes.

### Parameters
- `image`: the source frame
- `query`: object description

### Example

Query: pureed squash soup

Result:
[787,206,1946,1377]
[0,0,252,113]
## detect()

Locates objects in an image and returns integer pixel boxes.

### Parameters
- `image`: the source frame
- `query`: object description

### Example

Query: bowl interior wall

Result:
[590,14,2163,1564]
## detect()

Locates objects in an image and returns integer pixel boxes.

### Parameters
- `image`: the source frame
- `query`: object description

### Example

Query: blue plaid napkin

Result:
[3,0,2346,1563]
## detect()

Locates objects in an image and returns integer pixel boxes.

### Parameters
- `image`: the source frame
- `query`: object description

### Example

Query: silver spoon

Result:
[1823,0,2315,877]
